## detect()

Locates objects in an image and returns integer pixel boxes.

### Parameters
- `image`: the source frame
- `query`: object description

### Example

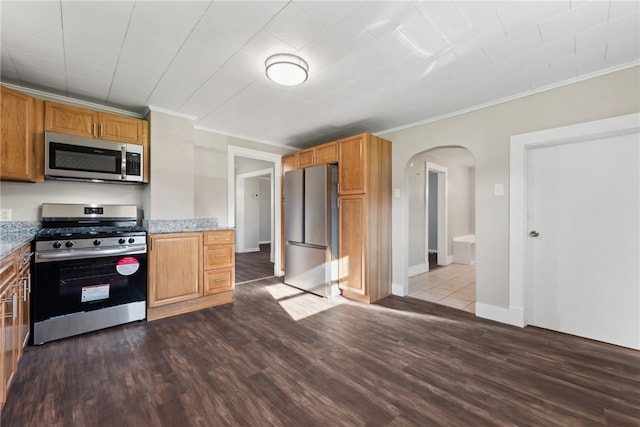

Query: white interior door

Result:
[526,133,639,349]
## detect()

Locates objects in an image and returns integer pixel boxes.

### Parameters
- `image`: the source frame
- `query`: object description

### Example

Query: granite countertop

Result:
[0,219,233,256]
[144,218,233,234]
[0,233,35,258]
[0,221,39,258]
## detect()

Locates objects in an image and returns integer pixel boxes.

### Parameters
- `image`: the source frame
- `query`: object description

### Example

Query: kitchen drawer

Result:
[204,267,233,295]
[204,230,235,245]
[15,244,30,272]
[204,244,234,270]
[0,255,16,290]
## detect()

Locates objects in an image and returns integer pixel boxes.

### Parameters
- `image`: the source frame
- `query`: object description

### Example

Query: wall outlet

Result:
[0,209,12,221]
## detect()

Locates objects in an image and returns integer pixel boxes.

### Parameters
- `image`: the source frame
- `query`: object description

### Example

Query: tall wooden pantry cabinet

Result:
[281,132,391,303]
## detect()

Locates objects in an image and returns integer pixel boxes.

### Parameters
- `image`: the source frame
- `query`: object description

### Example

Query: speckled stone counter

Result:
[144,218,233,234]
[0,222,40,258]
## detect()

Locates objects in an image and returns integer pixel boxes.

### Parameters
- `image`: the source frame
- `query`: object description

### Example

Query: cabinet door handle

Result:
[12,293,17,320]
[100,123,104,137]
[93,123,97,137]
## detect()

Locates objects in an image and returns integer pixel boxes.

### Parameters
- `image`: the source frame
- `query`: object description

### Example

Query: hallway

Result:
[234,243,274,284]
[408,263,476,313]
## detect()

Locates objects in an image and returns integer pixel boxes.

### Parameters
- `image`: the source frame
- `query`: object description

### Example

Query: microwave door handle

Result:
[121,146,127,180]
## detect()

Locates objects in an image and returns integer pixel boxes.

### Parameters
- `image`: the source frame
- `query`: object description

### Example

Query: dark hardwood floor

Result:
[235,243,274,284]
[3,277,639,426]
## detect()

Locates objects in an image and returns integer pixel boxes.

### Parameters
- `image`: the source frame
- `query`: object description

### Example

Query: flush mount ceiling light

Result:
[265,54,309,86]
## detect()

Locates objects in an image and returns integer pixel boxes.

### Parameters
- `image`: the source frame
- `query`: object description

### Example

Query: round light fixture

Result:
[265,54,309,86]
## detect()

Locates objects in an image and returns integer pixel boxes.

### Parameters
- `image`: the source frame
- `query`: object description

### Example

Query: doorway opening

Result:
[407,146,476,313]
[227,146,283,280]
[235,168,276,284]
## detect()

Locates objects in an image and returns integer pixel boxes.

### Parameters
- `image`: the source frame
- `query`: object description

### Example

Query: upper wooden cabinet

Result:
[296,147,315,168]
[338,134,367,195]
[44,101,146,145]
[0,86,43,182]
[282,153,297,174]
[316,141,338,165]
[296,141,338,169]
[100,112,145,145]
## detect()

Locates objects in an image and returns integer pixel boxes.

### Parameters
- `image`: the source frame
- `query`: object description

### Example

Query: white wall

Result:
[194,144,228,225]
[259,177,271,243]
[196,129,288,228]
[0,180,144,221]
[144,110,195,220]
[242,177,260,251]
[383,65,640,313]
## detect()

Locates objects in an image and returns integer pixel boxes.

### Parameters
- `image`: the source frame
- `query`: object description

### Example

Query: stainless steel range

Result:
[32,203,147,345]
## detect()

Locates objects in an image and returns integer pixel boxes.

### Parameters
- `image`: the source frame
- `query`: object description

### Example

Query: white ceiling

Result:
[1,1,638,149]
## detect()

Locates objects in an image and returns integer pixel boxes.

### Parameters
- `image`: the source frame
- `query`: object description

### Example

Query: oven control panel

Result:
[35,235,147,251]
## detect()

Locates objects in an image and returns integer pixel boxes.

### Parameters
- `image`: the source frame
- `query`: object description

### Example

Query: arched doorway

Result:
[406,146,476,313]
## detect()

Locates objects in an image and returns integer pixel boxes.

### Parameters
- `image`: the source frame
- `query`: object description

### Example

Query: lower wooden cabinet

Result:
[147,230,234,321]
[148,232,202,309]
[203,230,235,296]
[0,243,30,414]
[338,195,366,296]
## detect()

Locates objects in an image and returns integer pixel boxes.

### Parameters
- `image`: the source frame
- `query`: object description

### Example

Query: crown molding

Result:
[0,82,145,118]
[375,61,640,137]
[193,124,297,152]
[145,105,197,121]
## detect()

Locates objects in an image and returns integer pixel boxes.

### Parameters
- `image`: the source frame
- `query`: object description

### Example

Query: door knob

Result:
[529,230,540,237]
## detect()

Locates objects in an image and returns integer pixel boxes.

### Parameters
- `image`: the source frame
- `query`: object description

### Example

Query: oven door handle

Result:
[35,246,146,263]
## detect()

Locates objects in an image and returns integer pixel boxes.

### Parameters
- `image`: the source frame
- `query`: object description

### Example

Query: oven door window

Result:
[50,142,121,174]
[33,254,147,321]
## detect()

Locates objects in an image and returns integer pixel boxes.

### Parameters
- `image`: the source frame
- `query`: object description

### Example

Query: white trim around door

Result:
[227,146,283,276]
[509,113,640,329]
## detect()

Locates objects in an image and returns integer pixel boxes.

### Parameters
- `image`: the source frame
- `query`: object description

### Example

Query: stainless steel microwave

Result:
[45,131,143,183]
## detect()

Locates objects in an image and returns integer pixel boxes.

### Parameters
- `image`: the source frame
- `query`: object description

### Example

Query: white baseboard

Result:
[392,282,407,296]
[408,263,427,277]
[476,303,525,327]
[236,247,260,253]
[259,240,271,245]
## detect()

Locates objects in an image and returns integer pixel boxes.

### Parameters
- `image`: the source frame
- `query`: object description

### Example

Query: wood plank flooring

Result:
[3,277,639,426]
[235,244,274,284]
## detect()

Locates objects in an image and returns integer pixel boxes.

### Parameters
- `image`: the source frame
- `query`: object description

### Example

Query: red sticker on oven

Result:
[116,256,140,276]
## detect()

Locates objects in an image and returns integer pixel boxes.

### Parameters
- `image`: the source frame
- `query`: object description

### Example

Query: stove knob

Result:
[93,240,101,246]
[128,238,135,244]
[65,241,74,248]
[119,238,126,244]
[53,241,62,249]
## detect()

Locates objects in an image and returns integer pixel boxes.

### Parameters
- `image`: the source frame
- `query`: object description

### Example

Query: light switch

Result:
[494,184,504,196]
[394,189,401,198]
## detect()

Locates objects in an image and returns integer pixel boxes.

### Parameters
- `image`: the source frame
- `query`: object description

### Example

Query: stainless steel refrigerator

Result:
[284,164,339,297]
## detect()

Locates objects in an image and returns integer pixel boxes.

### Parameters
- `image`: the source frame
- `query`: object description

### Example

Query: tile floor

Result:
[408,263,476,313]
